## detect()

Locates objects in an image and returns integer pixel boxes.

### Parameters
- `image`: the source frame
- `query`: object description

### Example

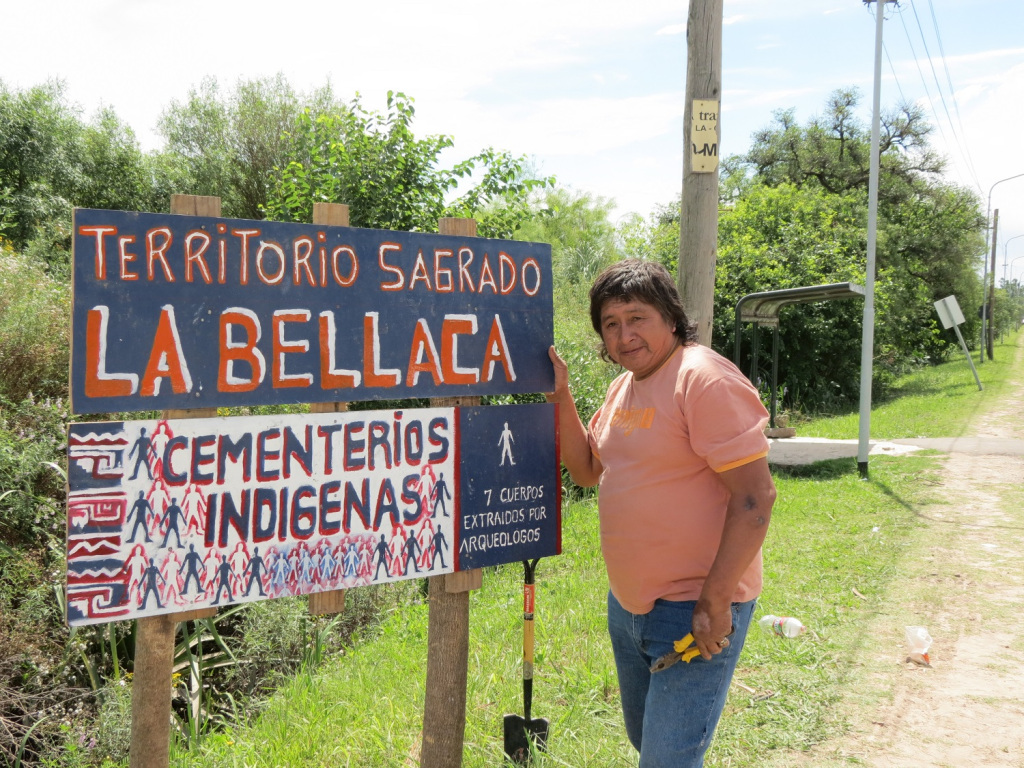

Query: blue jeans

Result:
[607,592,756,768]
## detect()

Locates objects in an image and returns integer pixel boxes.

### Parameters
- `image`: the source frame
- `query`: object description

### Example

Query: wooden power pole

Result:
[678,0,723,345]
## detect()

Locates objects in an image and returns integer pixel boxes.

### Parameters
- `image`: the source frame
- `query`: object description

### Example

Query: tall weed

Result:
[0,248,70,403]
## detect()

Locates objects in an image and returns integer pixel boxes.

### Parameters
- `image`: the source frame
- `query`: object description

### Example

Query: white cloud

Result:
[443,93,684,159]
[657,23,687,36]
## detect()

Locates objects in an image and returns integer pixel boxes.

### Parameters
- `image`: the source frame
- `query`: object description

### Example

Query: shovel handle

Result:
[522,559,540,717]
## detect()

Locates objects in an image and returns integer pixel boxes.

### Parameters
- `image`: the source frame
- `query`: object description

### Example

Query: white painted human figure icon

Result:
[499,422,516,466]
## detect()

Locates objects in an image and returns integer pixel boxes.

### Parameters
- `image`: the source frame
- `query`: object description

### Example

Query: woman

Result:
[547,259,776,767]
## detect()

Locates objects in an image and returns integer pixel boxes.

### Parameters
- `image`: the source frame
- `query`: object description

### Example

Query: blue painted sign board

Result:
[66,403,560,626]
[70,209,554,414]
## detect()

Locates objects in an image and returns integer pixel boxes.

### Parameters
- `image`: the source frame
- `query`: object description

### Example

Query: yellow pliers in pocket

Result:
[649,632,701,673]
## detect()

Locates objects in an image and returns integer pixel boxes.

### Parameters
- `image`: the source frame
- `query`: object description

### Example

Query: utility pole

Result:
[857,0,890,479]
[678,0,723,345]
[981,172,1024,362]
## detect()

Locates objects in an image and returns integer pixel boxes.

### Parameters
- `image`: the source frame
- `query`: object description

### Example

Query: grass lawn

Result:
[174,332,1023,768]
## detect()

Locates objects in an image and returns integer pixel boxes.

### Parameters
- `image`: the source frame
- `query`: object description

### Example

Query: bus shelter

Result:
[734,282,865,430]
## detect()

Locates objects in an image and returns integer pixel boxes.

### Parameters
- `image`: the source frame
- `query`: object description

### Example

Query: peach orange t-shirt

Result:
[587,344,769,615]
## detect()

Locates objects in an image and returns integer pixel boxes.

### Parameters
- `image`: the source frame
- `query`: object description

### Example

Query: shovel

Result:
[503,558,550,763]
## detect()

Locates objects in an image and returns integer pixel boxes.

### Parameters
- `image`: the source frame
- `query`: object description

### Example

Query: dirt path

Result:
[801,339,1024,767]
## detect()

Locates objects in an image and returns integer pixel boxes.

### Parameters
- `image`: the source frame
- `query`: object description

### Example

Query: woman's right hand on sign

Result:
[546,345,571,403]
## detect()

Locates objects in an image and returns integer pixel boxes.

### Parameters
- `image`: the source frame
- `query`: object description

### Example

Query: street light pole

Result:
[1010,254,1024,282]
[857,0,888,479]
[1003,234,1024,281]
[981,172,1024,362]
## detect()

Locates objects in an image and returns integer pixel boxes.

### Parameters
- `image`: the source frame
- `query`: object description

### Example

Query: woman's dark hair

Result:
[589,259,698,361]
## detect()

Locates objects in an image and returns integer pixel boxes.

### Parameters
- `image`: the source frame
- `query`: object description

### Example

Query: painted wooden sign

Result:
[70,209,554,414]
[65,403,560,626]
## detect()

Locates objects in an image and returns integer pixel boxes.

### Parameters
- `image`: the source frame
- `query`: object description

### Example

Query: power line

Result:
[883,42,908,104]
[924,0,982,190]
[907,0,982,190]
[896,2,981,192]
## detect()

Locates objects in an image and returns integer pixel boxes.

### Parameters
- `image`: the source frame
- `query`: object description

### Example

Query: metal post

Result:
[1003,234,1024,282]
[770,325,780,429]
[857,0,887,478]
[987,210,999,359]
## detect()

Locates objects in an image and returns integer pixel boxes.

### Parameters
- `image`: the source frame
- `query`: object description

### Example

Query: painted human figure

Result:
[124,544,148,598]
[388,527,406,576]
[358,538,373,582]
[418,465,437,514]
[318,544,338,585]
[127,492,153,543]
[270,549,290,595]
[417,519,435,570]
[128,427,154,480]
[308,546,323,586]
[431,528,449,569]
[179,544,204,595]
[401,534,422,575]
[242,547,267,597]
[229,542,249,593]
[148,483,170,530]
[160,548,184,607]
[431,472,451,518]
[140,558,166,610]
[150,422,171,477]
[182,483,206,537]
[211,556,235,605]
[287,546,302,589]
[161,497,185,548]
[202,549,220,597]
[344,542,360,579]
[373,534,391,580]
[499,421,516,466]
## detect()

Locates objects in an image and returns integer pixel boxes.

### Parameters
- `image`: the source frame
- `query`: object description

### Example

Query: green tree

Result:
[515,188,619,286]
[265,91,549,236]
[745,87,944,202]
[0,80,163,266]
[617,198,680,273]
[714,182,867,409]
[0,80,82,251]
[722,88,985,409]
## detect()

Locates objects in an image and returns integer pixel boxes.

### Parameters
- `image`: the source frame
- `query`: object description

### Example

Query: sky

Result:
[6,0,1024,282]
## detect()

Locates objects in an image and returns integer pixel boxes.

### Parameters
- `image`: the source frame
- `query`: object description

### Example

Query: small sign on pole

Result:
[934,295,982,391]
[690,99,719,173]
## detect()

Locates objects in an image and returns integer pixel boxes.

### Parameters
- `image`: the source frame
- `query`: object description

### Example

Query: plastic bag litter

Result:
[905,626,933,667]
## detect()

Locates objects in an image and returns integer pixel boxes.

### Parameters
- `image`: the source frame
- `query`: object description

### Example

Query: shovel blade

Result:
[503,713,550,764]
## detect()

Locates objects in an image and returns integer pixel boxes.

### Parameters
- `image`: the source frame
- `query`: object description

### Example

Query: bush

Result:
[0,246,71,403]
[0,393,69,549]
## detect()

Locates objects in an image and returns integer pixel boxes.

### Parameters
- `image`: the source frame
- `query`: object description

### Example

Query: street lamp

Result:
[981,172,1024,362]
[1010,254,1024,282]
[1004,234,1024,281]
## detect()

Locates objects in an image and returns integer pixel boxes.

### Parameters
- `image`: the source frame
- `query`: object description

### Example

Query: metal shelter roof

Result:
[735,282,866,328]
[733,282,866,429]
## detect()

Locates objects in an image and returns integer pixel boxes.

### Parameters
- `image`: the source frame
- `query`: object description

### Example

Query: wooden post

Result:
[987,208,998,360]
[129,194,220,768]
[420,218,483,768]
[677,0,723,346]
[308,202,352,618]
